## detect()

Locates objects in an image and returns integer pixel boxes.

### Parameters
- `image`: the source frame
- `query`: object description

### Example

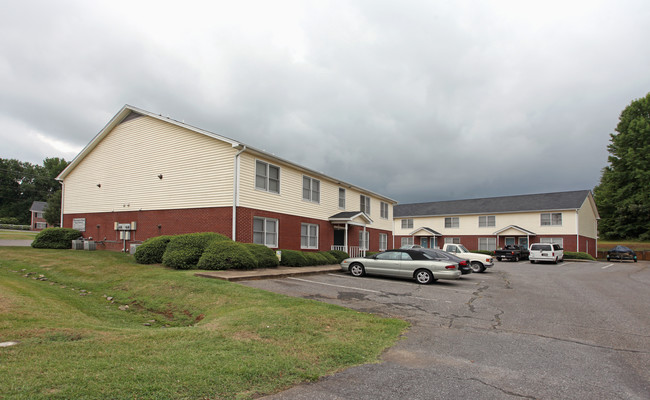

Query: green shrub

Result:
[134,235,172,264]
[303,252,329,266]
[198,241,257,270]
[0,217,20,224]
[162,232,230,270]
[279,249,308,267]
[365,251,379,257]
[473,250,495,256]
[31,228,82,249]
[564,251,596,261]
[318,251,337,264]
[243,243,279,268]
[327,250,349,263]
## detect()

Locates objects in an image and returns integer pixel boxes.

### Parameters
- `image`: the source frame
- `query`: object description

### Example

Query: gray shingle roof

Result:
[30,201,48,212]
[394,190,592,217]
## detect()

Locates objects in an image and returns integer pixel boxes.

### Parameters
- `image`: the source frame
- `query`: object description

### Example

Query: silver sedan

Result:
[340,249,461,284]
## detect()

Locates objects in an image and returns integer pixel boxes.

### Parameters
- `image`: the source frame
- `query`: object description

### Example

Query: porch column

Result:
[344,222,348,253]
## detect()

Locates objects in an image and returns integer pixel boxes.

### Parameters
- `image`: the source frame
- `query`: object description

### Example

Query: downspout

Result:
[575,209,580,253]
[232,145,247,241]
[59,180,64,228]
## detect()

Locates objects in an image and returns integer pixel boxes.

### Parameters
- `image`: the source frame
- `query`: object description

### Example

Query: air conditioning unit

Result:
[71,240,84,250]
[84,241,96,251]
[130,243,140,255]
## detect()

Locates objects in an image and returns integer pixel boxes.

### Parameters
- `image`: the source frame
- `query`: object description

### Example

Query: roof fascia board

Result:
[396,208,581,219]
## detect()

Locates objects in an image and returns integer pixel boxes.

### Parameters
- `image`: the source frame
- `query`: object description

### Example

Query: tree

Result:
[44,189,62,227]
[593,92,650,240]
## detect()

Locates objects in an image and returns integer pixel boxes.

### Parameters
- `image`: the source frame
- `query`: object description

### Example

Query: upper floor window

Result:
[302,176,320,203]
[338,188,346,209]
[360,195,371,214]
[541,212,562,226]
[479,215,495,227]
[401,219,413,229]
[380,202,389,219]
[445,217,459,228]
[255,161,280,194]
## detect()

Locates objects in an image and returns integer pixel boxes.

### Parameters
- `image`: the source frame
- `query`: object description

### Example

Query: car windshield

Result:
[458,245,469,252]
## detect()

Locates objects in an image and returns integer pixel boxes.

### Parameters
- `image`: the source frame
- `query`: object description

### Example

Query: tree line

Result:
[0,157,68,226]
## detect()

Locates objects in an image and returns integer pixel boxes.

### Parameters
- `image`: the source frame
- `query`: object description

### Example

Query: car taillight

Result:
[445,265,456,270]
[511,251,515,255]
[460,261,468,267]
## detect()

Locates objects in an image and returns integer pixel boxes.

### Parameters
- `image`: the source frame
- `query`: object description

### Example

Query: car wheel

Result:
[530,260,535,264]
[415,269,435,284]
[553,257,558,264]
[349,263,365,277]
[470,261,486,273]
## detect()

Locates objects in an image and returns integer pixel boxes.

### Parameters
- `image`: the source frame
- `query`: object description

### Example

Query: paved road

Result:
[242,260,650,399]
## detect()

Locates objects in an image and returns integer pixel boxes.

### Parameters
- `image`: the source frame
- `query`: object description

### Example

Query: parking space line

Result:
[288,277,443,302]
[602,264,614,269]
[326,273,477,293]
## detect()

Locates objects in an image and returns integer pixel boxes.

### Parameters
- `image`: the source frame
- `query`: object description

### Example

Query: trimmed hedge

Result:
[242,243,279,268]
[134,235,173,264]
[31,228,82,249]
[564,251,596,261]
[327,250,349,263]
[318,251,338,264]
[162,232,231,270]
[198,241,257,270]
[303,252,329,266]
[279,249,308,267]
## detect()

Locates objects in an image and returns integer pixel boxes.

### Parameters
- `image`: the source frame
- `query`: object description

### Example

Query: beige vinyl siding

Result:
[238,152,393,231]
[577,197,598,238]
[395,211,579,237]
[63,116,236,213]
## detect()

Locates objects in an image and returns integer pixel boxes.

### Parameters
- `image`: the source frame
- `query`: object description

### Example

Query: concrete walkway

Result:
[0,240,33,247]
[195,264,341,281]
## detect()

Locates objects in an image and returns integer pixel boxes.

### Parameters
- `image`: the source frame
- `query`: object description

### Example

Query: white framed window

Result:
[505,237,515,246]
[401,219,413,229]
[539,237,564,247]
[255,160,280,194]
[360,195,371,214]
[36,222,47,229]
[253,217,278,248]
[444,237,460,244]
[302,176,320,203]
[338,188,346,209]
[380,202,389,219]
[541,212,562,226]
[359,230,369,250]
[401,237,414,247]
[479,215,495,227]
[445,217,459,228]
[479,237,497,251]
[37,212,43,218]
[301,223,319,249]
[379,233,388,251]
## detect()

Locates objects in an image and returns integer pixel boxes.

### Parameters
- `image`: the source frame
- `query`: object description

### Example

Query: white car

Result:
[529,243,564,264]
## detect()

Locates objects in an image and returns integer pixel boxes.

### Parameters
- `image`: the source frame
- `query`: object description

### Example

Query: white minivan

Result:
[529,243,564,264]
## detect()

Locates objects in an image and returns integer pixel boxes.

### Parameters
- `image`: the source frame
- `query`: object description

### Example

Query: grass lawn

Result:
[0,248,408,399]
[0,230,38,240]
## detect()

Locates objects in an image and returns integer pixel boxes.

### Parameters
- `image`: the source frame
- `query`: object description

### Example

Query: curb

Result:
[194,265,341,282]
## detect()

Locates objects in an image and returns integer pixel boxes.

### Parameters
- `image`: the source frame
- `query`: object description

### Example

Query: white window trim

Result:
[379,233,388,251]
[540,237,564,247]
[401,237,414,247]
[380,202,389,219]
[301,223,319,249]
[360,195,371,215]
[479,237,497,251]
[359,230,370,250]
[401,219,413,229]
[541,212,562,226]
[478,215,495,228]
[338,188,346,210]
[302,175,320,204]
[444,237,460,244]
[255,160,281,195]
[253,217,278,248]
[445,217,459,229]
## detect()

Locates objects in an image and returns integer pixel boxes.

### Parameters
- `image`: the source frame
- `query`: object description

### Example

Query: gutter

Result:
[232,145,247,240]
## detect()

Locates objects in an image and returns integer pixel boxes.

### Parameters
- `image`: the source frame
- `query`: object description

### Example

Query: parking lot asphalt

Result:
[240,260,650,400]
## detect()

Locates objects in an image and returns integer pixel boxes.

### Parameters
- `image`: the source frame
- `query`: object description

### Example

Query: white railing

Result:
[331,245,366,258]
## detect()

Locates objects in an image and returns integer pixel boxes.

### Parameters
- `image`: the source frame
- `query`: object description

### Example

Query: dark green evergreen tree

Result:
[594,92,650,239]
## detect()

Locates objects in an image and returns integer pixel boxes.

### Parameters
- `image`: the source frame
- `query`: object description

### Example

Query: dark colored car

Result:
[606,245,638,262]
[494,245,530,261]
[421,248,472,275]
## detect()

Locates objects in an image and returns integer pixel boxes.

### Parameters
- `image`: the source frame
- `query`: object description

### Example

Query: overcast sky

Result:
[2,0,649,204]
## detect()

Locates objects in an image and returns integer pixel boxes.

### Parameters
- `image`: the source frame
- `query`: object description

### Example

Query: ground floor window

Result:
[35,222,47,229]
[401,237,413,247]
[253,217,278,248]
[379,233,388,251]
[301,223,319,249]
[444,237,460,244]
[479,237,497,251]
[359,230,369,250]
[539,237,564,247]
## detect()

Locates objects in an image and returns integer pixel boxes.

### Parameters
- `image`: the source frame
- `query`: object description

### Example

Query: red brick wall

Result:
[62,206,393,253]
